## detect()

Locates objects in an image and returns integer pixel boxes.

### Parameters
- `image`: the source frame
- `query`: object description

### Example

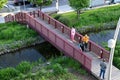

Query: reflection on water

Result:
[89,30,120,46]
[0,42,60,68]
[0,47,46,68]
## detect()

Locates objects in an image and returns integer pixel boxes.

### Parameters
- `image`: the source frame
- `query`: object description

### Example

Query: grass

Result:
[0,22,41,52]
[113,41,120,69]
[53,4,120,29]
[103,41,120,69]
[0,22,38,44]
[0,56,88,80]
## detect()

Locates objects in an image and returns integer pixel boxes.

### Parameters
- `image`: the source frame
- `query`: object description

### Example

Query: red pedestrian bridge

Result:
[4,11,120,80]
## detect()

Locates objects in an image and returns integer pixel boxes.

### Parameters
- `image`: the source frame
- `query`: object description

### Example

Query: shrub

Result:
[54,14,62,20]
[0,67,19,80]
[58,17,70,26]
[114,50,119,57]
[52,56,66,65]
[78,69,87,75]
[52,63,67,75]
[113,57,120,69]
[16,61,32,74]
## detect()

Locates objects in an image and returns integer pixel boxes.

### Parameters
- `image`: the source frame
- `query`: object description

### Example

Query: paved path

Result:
[0,16,5,23]
[25,3,74,14]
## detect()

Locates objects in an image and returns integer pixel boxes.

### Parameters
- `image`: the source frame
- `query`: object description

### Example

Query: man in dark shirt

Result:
[111,0,114,3]
[99,59,107,79]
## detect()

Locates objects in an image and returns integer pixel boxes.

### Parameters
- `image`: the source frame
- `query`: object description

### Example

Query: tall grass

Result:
[0,56,88,80]
[53,5,120,29]
[0,22,40,52]
[0,67,19,80]
[0,22,37,44]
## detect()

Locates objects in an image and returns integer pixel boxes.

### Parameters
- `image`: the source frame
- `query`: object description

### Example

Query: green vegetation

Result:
[0,67,19,80]
[58,17,70,26]
[28,0,52,10]
[0,22,41,52]
[0,22,37,44]
[0,0,7,9]
[69,0,89,18]
[0,61,32,80]
[0,56,88,80]
[113,42,120,69]
[103,41,120,69]
[53,5,120,32]
[16,61,32,74]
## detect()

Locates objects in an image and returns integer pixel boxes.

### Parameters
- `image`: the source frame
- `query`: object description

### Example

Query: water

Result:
[0,42,60,68]
[89,30,120,46]
[0,47,45,68]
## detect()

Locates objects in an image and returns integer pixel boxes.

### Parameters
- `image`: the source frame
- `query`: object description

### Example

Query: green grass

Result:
[0,22,40,51]
[0,56,88,80]
[103,41,120,69]
[0,22,37,44]
[53,4,120,28]
[113,41,120,69]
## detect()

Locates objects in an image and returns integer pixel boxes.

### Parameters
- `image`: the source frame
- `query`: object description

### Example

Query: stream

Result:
[89,30,120,46]
[0,42,60,68]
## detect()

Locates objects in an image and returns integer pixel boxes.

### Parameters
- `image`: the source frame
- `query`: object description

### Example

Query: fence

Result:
[30,10,110,61]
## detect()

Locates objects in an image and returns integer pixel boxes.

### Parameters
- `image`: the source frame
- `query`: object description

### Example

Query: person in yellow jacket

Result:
[81,34,89,51]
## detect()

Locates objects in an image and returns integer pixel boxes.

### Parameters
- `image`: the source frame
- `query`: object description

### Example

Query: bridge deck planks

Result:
[35,17,120,80]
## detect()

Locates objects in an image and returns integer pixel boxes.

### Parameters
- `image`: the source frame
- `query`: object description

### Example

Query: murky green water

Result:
[0,42,60,68]
[89,30,120,46]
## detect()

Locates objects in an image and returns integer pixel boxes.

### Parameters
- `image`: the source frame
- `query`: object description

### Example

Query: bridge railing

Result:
[24,13,92,71]
[5,11,109,61]
[4,14,14,22]
[34,10,110,61]
[15,12,26,23]
[89,41,110,61]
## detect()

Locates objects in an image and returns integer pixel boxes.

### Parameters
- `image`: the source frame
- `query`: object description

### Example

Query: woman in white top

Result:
[71,26,75,41]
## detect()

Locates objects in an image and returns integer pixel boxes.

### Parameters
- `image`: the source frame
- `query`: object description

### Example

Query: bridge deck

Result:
[35,17,120,80]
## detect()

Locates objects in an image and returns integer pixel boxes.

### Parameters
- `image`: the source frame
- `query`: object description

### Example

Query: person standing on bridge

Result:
[79,41,84,51]
[99,59,107,80]
[81,34,89,51]
[71,26,76,42]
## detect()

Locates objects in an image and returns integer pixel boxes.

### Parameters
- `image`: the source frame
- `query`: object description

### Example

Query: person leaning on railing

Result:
[81,34,89,51]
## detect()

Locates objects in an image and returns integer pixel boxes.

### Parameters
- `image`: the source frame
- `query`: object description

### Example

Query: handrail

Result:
[35,10,110,61]
[25,13,92,71]
[4,10,111,71]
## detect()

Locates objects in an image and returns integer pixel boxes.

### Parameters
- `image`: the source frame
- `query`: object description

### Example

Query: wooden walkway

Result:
[35,17,120,80]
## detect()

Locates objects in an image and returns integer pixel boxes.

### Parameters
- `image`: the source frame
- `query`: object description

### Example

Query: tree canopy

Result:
[0,0,7,9]
[69,0,89,10]
[29,0,52,10]
[69,0,90,18]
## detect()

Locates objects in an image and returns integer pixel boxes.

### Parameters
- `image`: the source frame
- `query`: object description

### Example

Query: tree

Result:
[69,0,89,19]
[0,0,7,9]
[29,0,52,10]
